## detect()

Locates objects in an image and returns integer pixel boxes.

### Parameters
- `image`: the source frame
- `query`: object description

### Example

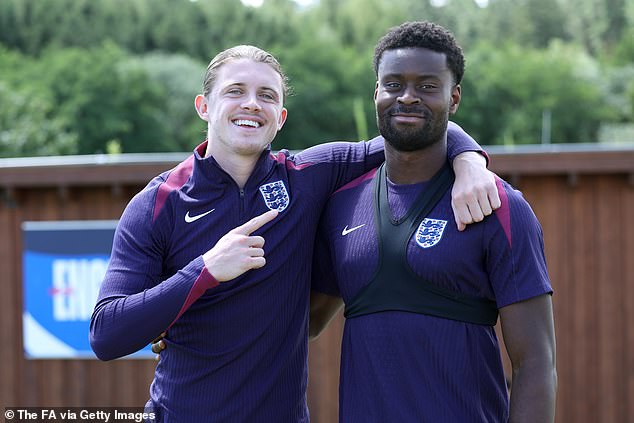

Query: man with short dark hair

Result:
[311,22,557,422]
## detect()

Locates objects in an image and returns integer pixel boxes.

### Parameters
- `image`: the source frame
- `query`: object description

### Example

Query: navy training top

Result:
[312,168,553,422]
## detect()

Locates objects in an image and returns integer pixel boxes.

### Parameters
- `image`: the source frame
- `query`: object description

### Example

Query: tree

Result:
[457,41,613,144]
[0,0,632,155]
[0,82,78,157]
[34,43,173,154]
[272,30,377,149]
[130,53,206,151]
[0,47,78,157]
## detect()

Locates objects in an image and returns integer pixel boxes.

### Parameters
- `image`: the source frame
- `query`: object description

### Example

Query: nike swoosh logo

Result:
[341,224,366,236]
[185,209,215,223]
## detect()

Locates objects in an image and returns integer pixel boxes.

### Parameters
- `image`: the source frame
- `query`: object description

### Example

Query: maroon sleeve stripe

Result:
[152,155,195,223]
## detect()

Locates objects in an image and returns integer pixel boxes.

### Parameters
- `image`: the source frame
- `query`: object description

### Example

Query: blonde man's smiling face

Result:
[196,58,288,159]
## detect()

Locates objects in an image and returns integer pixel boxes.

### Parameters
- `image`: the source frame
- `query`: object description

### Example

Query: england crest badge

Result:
[415,218,447,249]
[259,180,290,212]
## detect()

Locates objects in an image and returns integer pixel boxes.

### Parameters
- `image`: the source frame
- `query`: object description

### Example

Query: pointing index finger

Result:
[234,209,278,235]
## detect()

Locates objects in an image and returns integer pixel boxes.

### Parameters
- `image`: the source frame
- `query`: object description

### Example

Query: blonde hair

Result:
[202,45,289,101]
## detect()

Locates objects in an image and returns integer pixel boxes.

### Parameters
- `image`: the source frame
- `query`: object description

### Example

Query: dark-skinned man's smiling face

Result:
[374,47,461,152]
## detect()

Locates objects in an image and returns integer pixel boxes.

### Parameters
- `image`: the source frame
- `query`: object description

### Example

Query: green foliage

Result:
[0,47,78,157]
[314,0,405,50]
[0,44,233,156]
[272,32,376,148]
[457,41,613,144]
[603,65,634,122]
[0,0,632,156]
[352,97,370,142]
[128,53,207,150]
[33,43,172,154]
[612,27,634,65]
[0,81,78,157]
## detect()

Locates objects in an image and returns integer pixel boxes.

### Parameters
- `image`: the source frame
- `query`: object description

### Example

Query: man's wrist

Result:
[453,151,487,169]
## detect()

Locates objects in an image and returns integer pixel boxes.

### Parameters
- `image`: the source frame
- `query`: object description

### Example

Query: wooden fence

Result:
[1,144,632,422]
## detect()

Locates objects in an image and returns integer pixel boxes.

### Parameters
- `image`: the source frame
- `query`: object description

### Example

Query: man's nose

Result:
[241,94,262,111]
[397,86,420,104]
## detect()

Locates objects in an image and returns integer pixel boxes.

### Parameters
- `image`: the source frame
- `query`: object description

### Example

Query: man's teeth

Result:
[233,119,260,128]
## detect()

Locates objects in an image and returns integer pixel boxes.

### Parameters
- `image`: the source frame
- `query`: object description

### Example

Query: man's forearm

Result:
[446,120,486,162]
[509,363,557,423]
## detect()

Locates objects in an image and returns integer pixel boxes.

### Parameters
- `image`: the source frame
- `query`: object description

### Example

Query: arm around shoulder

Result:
[447,122,501,230]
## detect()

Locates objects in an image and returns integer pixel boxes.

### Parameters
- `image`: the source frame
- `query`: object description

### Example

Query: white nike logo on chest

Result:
[341,224,366,236]
[185,209,215,223]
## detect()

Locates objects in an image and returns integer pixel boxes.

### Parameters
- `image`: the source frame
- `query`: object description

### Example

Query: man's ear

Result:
[194,94,208,120]
[277,107,288,130]
[374,81,379,101]
[449,84,461,114]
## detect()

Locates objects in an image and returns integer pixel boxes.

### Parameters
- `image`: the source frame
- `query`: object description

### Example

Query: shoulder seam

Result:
[334,167,378,195]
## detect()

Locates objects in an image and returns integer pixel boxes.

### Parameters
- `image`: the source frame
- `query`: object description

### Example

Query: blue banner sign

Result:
[22,221,153,359]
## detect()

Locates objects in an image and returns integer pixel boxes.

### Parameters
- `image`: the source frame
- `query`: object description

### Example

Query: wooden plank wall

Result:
[518,173,634,423]
[0,148,632,422]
